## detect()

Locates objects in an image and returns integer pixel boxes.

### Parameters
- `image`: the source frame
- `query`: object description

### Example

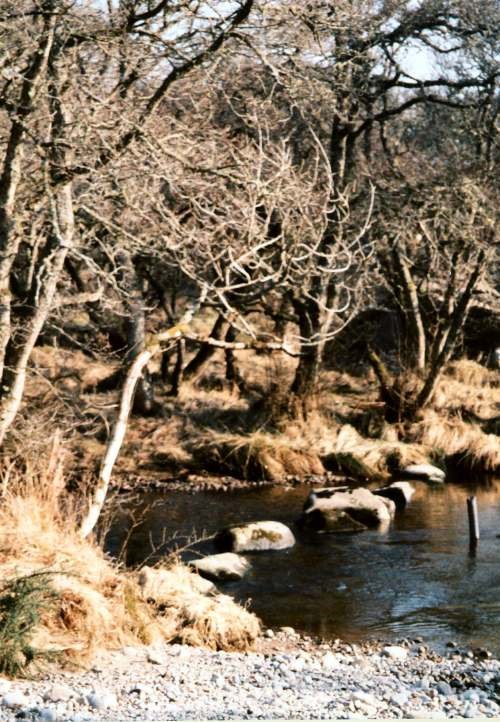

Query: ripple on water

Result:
[105,477,500,653]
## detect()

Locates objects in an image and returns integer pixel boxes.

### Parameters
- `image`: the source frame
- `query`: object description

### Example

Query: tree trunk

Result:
[0,52,75,446]
[390,243,426,371]
[79,297,205,539]
[118,252,156,415]
[183,313,229,381]
[0,8,56,383]
[288,299,323,418]
[168,339,185,396]
[225,325,246,392]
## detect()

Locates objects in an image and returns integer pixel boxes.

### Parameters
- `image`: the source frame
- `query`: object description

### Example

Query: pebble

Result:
[383,645,408,661]
[461,688,481,703]
[0,638,498,720]
[322,652,339,671]
[44,684,74,702]
[146,648,166,665]
[87,692,118,710]
[1,691,30,708]
[38,708,58,722]
[436,681,453,696]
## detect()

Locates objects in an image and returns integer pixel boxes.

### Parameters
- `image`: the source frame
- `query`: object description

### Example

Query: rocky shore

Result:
[1,631,499,720]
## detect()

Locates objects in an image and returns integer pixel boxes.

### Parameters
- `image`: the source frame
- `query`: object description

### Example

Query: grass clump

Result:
[0,571,60,677]
[408,410,500,473]
[190,430,324,481]
[0,435,262,672]
[324,424,427,481]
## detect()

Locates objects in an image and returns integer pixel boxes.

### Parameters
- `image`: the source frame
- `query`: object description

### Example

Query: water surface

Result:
[105,479,500,653]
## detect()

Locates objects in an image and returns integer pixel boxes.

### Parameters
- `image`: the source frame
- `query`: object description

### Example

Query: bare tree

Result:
[0,0,255,444]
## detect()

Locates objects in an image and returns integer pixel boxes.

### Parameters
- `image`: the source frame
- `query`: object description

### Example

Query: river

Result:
[105,478,500,653]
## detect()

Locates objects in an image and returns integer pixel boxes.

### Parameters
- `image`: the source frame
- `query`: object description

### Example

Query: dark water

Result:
[105,479,500,653]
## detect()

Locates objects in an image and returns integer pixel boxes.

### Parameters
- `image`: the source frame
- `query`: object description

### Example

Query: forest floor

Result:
[24,345,500,494]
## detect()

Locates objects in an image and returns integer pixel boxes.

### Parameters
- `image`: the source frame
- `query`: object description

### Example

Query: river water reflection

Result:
[105,478,500,652]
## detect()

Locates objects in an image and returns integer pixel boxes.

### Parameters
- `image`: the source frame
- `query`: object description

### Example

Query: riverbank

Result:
[1,632,499,720]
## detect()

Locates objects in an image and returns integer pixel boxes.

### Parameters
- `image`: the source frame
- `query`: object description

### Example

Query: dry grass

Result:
[408,410,500,472]
[138,564,260,651]
[443,359,499,388]
[190,430,325,481]
[399,359,500,473]
[325,424,428,480]
[30,346,117,391]
[0,437,261,673]
[433,361,500,418]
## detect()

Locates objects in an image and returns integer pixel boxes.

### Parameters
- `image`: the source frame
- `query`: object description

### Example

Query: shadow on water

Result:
[104,477,500,653]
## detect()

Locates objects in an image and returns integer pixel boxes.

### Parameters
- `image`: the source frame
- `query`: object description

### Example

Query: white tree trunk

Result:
[79,297,205,539]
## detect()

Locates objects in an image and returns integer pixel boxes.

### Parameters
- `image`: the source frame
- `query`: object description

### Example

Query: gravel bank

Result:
[1,632,499,720]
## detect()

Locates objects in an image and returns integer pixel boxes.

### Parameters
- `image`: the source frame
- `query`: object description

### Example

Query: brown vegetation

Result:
[0,439,260,672]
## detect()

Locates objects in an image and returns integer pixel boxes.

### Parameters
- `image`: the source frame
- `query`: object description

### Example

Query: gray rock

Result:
[279,626,296,636]
[215,521,295,552]
[86,691,118,710]
[191,553,251,581]
[436,681,453,696]
[399,464,445,484]
[299,487,395,533]
[1,691,30,708]
[43,684,74,703]
[383,645,408,661]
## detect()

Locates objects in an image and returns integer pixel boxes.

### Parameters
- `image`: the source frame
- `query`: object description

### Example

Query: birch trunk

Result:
[0,8,56,381]
[0,47,75,445]
[80,297,205,538]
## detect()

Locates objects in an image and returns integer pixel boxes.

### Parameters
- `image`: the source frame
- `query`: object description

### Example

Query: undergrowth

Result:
[0,571,60,677]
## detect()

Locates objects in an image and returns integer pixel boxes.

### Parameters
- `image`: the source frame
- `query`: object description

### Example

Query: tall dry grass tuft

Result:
[0,436,161,665]
[409,410,500,472]
[325,424,428,480]
[433,361,500,418]
[138,564,260,651]
[0,435,261,673]
[190,430,325,481]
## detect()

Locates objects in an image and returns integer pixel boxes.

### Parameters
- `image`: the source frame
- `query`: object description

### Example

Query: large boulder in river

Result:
[373,481,415,511]
[190,553,251,581]
[299,487,395,533]
[215,521,295,552]
[397,464,445,484]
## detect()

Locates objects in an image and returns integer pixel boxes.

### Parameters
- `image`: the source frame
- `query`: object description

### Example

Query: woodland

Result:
[0,0,498,670]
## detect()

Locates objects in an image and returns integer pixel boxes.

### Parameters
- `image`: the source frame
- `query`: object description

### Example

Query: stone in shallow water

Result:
[373,481,415,510]
[398,464,445,484]
[191,553,251,581]
[299,487,395,533]
[214,521,295,552]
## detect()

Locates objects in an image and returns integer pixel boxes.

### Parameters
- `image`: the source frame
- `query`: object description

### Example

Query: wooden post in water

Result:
[467,495,480,549]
